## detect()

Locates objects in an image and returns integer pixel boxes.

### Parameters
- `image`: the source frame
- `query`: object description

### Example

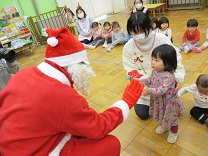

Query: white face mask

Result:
[133,33,147,43]
[135,3,142,9]
[78,12,84,18]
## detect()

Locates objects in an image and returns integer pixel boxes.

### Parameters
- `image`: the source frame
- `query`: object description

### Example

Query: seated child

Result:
[88,22,104,49]
[178,19,200,53]
[178,74,208,126]
[102,22,112,48]
[158,17,173,43]
[192,27,208,53]
[105,21,127,52]
[151,17,159,33]
[65,8,75,23]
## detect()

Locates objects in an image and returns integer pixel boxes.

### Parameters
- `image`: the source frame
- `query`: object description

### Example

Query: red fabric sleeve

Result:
[190,29,200,44]
[61,95,123,139]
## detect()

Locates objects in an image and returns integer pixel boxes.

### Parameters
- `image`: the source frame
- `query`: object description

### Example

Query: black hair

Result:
[187,19,198,27]
[76,8,87,19]
[103,21,111,28]
[151,44,177,72]
[111,21,120,29]
[92,22,101,28]
[196,74,208,88]
[65,8,75,17]
[158,17,169,29]
[151,17,158,29]
[134,0,143,5]
[127,11,152,36]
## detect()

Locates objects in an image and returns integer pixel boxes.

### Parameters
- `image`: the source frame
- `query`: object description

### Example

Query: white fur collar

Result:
[37,62,71,86]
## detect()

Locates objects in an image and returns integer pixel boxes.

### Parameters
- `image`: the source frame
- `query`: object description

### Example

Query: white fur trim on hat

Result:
[47,37,58,47]
[45,49,87,67]
[111,100,130,121]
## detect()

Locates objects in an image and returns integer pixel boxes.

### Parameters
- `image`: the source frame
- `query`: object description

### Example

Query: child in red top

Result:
[179,19,200,53]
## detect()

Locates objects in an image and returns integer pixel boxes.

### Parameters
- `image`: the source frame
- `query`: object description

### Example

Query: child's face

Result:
[152,23,156,30]
[161,23,168,30]
[104,25,111,31]
[151,57,165,72]
[113,25,120,32]
[93,25,99,31]
[197,85,208,95]
[188,26,197,33]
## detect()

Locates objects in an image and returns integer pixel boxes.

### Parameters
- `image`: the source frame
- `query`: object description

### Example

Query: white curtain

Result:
[56,0,126,19]
[112,0,126,13]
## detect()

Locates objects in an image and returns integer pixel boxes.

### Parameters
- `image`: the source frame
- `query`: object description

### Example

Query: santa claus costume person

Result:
[0,27,144,156]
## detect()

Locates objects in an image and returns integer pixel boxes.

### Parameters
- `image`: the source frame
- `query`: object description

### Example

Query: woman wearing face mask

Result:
[76,6,93,47]
[127,0,150,41]
[123,11,185,120]
[131,0,149,17]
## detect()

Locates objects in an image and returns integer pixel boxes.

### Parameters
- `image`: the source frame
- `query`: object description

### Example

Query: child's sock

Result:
[170,125,178,133]
[103,40,107,48]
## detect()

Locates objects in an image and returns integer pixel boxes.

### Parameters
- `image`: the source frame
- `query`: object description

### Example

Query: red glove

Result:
[122,79,144,109]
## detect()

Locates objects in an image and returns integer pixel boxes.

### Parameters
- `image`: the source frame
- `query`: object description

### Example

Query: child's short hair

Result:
[92,22,101,28]
[127,11,152,36]
[187,19,198,27]
[158,17,169,29]
[151,17,158,28]
[196,74,208,88]
[151,44,177,72]
[103,22,111,28]
[111,21,120,29]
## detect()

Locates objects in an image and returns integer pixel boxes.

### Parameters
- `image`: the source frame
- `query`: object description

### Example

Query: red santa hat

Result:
[45,27,87,67]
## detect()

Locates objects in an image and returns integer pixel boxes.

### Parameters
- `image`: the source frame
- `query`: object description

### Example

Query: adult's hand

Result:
[122,79,144,109]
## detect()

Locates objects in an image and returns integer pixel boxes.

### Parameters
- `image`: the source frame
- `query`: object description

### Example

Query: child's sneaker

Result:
[167,132,178,143]
[103,43,107,48]
[103,41,107,48]
[83,43,89,49]
[156,126,165,134]
[184,46,190,53]
[106,47,111,52]
[192,47,202,53]
[89,45,96,49]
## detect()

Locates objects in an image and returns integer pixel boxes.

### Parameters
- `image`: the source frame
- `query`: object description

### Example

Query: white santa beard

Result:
[67,63,95,95]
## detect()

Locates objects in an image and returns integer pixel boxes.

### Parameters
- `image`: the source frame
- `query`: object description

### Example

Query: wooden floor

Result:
[16,8,208,156]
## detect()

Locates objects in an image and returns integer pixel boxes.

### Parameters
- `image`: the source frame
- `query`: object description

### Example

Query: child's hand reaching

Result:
[143,86,149,96]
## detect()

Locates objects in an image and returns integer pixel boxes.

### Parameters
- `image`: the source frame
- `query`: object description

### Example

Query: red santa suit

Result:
[0,27,131,156]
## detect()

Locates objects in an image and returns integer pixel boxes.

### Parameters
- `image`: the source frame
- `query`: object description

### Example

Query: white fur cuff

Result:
[111,100,130,121]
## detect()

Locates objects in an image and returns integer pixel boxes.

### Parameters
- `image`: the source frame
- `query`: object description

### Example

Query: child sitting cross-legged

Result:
[178,19,200,53]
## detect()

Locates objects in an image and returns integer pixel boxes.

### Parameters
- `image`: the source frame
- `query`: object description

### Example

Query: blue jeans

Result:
[178,40,199,50]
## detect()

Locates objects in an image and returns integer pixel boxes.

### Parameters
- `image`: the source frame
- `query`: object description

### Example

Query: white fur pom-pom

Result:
[47,37,58,47]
